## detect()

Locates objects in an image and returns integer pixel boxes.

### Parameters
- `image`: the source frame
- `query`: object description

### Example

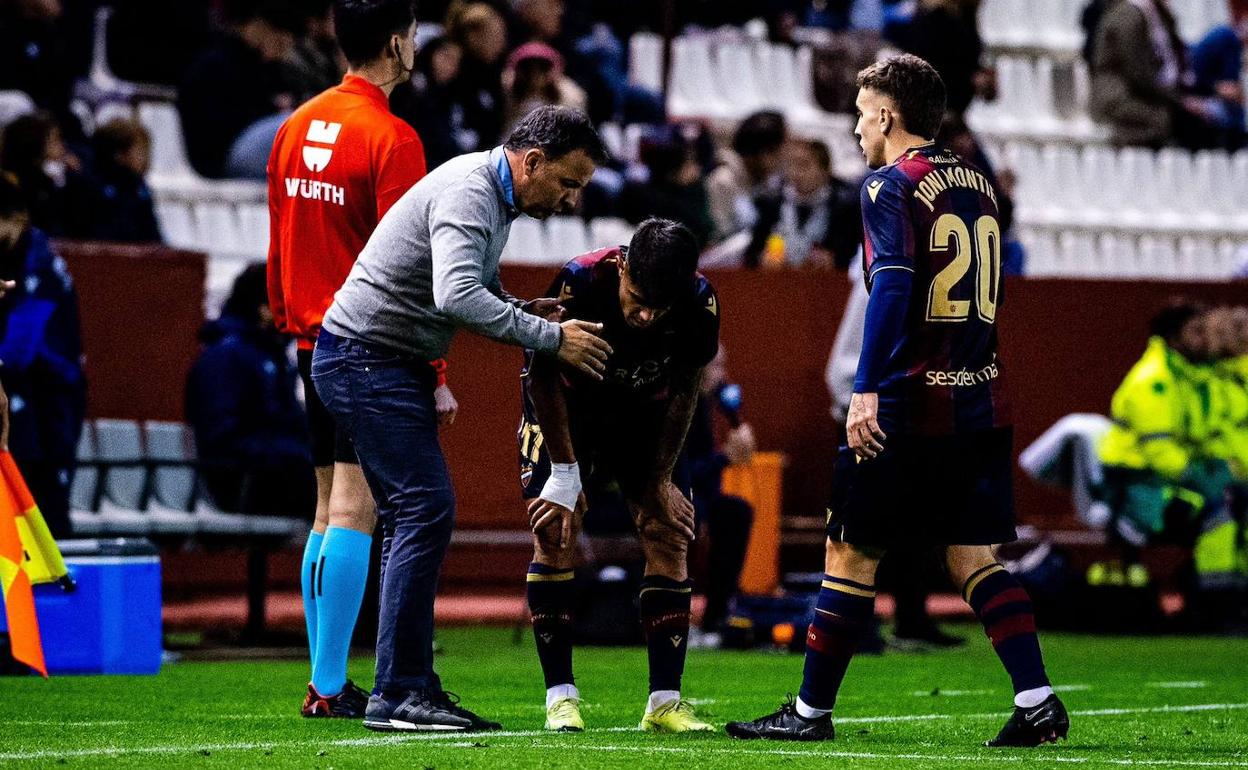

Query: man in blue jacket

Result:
[0,173,85,538]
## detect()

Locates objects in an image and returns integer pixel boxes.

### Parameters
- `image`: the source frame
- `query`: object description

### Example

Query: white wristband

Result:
[539,461,581,512]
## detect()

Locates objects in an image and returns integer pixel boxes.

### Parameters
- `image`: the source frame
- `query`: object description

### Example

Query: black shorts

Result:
[826,427,1016,550]
[297,348,358,467]
[518,402,691,534]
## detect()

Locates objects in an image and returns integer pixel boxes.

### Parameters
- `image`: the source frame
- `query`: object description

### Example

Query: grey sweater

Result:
[321,148,562,360]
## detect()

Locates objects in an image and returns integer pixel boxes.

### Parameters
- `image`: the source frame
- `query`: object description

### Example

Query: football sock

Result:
[963,564,1051,697]
[1015,685,1055,708]
[301,529,324,670]
[310,526,372,697]
[527,562,577,689]
[648,689,680,712]
[546,683,580,709]
[639,575,693,694]
[797,575,877,712]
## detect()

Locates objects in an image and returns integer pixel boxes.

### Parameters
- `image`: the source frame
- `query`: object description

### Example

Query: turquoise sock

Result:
[301,530,324,671]
[310,526,372,696]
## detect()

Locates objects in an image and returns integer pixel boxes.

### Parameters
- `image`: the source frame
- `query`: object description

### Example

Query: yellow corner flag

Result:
[0,451,54,677]
[0,452,69,586]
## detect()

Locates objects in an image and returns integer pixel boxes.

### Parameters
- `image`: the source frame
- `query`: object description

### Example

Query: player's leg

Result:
[947,545,1068,746]
[519,416,585,731]
[308,461,375,705]
[527,500,584,731]
[302,466,331,666]
[630,475,714,733]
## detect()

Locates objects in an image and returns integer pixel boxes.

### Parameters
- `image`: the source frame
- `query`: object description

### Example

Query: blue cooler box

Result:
[1,538,162,675]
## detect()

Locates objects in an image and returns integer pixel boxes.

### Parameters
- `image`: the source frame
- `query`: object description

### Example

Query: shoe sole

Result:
[363,718,470,732]
[725,724,833,741]
[986,724,1070,747]
[545,725,584,733]
[640,722,717,734]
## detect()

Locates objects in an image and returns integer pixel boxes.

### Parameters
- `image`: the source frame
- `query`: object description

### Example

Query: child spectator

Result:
[87,119,162,243]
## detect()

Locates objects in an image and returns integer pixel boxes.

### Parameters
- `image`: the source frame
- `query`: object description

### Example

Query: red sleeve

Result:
[265,133,289,334]
[376,134,427,220]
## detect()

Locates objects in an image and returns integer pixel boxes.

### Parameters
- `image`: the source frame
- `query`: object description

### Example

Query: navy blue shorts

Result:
[826,427,1017,550]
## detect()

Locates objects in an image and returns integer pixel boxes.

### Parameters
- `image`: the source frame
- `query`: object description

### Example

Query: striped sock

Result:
[797,575,876,711]
[639,576,693,693]
[527,563,577,689]
[301,529,324,671]
[964,564,1050,695]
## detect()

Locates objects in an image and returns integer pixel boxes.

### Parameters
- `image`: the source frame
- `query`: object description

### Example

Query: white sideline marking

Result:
[520,742,1248,767]
[1148,681,1209,689]
[1,702,1245,762]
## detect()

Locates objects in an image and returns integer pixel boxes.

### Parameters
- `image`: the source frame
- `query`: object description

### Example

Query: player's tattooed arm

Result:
[641,366,704,541]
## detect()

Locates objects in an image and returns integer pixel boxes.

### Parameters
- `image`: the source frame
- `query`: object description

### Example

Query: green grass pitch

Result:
[2,626,1247,769]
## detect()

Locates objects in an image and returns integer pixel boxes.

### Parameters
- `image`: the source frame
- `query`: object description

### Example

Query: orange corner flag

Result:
[0,452,52,677]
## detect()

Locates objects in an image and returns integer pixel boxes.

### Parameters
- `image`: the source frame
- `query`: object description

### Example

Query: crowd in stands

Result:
[1086,0,1247,150]
[1097,302,1248,621]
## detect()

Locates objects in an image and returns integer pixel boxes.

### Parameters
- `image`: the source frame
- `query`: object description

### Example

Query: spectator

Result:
[185,264,315,518]
[747,138,861,269]
[885,0,991,117]
[706,111,788,244]
[392,36,474,170]
[83,119,162,243]
[510,0,616,123]
[1089,0,1220,148]
[446,1,510,151]
[1190,0,1248,150]
[1097,303,1232,552]
[285,0,348,102]
[178,1,305,178]
[0,0,83,142]
[502,42,587,134]
[0,111,88,237]
[0,173,85,539]
[619,124,714,246]
[106,0,215,87]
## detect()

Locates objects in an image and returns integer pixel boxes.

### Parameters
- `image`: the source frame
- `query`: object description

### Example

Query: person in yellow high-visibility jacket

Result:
[1098,304,1232,547]
[1201,306,1248,591]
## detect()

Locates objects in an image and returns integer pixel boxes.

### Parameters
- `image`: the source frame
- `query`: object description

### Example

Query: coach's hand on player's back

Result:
[557,320,612,379]
[847,392,887,460]
[523,297,566,321]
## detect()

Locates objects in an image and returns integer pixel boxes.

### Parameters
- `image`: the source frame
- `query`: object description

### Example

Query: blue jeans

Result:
[311,329,453,694]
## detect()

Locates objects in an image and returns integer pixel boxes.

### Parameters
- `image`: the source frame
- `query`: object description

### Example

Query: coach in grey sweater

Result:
[312,107,611,733]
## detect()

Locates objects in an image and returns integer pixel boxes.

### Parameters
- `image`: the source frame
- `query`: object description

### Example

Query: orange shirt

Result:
[266,74,426,349]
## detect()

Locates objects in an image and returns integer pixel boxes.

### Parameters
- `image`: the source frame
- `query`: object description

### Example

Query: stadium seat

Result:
[138,101,198,184]
[193,201,243,256]
[589,217,636,250]
[93,418,152,536]
[68,424,103,537]
[156,200,198,250]
[627,32,664,94]
[502,217,547,264]
[236,202,271,257]
[546,216,590,262]
[142,421,200,536]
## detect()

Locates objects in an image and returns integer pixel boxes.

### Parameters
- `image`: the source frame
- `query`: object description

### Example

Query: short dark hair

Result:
[856,54,947,139]
[221,263,270,322]
[625,218,699,309]
[0,172,27,220]
[333,0,416,67]
[504,106,608,164]
[732,110,787,158]
[0,111,57,175]
[1150,300,1205,342]
[93,118,149,165]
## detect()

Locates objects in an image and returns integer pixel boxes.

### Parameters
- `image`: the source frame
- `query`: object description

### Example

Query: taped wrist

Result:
[539,462,581,511]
